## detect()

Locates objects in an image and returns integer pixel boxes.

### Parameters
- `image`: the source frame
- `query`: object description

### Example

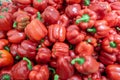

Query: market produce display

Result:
[1,0,120,80]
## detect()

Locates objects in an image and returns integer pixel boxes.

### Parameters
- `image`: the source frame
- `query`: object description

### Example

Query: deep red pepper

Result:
[48,24,66,43]
[67,25,85,45]
[110,2,120,10]
[52,42,69,58]
[17,40,38,60]
[75,8,97,30]
[0,39,8,50]
[102,34,120,54]
[71,55,99,74]
[56,56,74,80]
[29,65,49,80]
[11,57,33,80]
[66,0,81,4]
[7,29,26,43]
[36,47,51,64]
[67,74,82,80]
[106,64,120,80]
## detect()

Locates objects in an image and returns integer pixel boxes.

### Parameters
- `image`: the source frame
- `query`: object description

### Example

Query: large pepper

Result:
[102,34,120,53]
[67,25,85,45]
[0,66,13,80]
[11,57,33,80]
[29,65,49,80]
[42,6,60,25]
[75,41,94,56]
[65,4,81,19]
[25,18,48,41]
[48,24,66,43]
[0,39,8,50]
[33,0,48,12]
[36,47,51,64]
[99,50,116,65]
[0,12,13,31]
[56,56,74,80]
[71,56,99,74]
[106,64,120,80]
[52,42,69,58]
[87,20,110,39]
[75,9,97,30]
[17,40,37,60]
[7,29,26,43]
[0,50,14,68]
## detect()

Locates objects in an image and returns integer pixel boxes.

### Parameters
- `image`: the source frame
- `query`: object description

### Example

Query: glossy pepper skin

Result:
[71,56,99,74]
[17,40,37,60]
[42,6,60,25]
[48,24,66,43]
[102,34,120,54]
[67,74,82,80]
[0,12,13,31]
[75,41,94,56]
[66,0,81,4]
[110,2,120,10]
[52,42,69,58]
[0,66,13,80]
[0,39,8,50]
[33,0,48,12]
[29,65,49,80]
[99,50,116,65]
[75,9,97,30]
[0,50,14,68]
[7,29,26,43]
[66,25,85,45]
[11,57,33,80]
[87,20,110,39]
[65,4,81,19]
[106,64,120,80]
[36,47,51,64]
[56,56,74,80]
[25,18,47,41]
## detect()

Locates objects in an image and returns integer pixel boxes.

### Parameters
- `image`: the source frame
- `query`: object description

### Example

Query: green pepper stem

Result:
[76,14,90,24]
[4,46,10,52]
[84,0,90,6]
[88,78,92,80]
[0,15,4,18]
[54,74,59,80]
[13,21,17,28]
[71,58,85,65]
[23,57,32,70]
[86,39,92,43]
[0,52,2,58]
[87,27,96,33]
[2,74,10,80]
[2,8,8,12]
[49,67,56,74]
[37,12,42,20]
[110,41,117,48]
[37,0,42,2]
[15,55,20,60]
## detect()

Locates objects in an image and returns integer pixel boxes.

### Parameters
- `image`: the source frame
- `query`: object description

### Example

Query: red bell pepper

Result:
[52,42,69,58]
[33,0,48,12]
[0,31,6,39]
[57,14,69,28]
[36,47,51,64]
[56,56,74,80]
[75,9,97,30]
[106,64,120,80]
[0,39,8,50]
[67,74,82,80]
[99,50,116,65]
[48,24,66,42]
[11,57,33,80]
[71,55,99,74]
[0,12,13,31]
[17,40,38,60]
[102,34,120,53]
[42,6,60,25]
[110,2,120,10]
[7,29,26,43]
[66,0,81,4]
[0,66,13,80]
[87,20,110,39]
[65,4,81,18]
[0,50,14,68]
[67,25,85,45]
[29,65,49,80]
[69,50,76,59]
[75,41,94,56]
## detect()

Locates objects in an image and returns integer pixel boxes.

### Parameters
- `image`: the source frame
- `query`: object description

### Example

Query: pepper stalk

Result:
[71,57,85,65]
[23,57,32,70]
